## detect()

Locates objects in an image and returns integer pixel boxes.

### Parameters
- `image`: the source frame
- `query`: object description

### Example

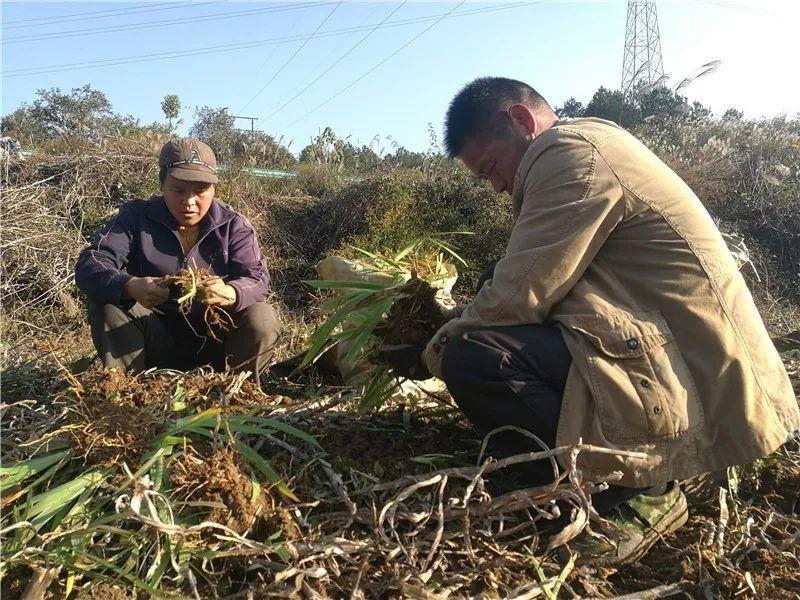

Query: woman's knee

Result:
[234,302,281,345]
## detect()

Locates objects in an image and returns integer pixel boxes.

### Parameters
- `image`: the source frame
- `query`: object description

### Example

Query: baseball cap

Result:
[158,138,219,184]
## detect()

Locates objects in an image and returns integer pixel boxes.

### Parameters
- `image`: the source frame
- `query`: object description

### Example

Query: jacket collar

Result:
[512,142,537,219]
[145,196,236,235]
[511,120,570,219]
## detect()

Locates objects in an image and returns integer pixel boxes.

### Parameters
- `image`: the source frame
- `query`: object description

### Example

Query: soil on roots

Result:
[63,367,171,467]
[163,267,234,342]
[60,367,278,467]
[178,369,276,412]
[171,443,265,536]
[374,277,447,346]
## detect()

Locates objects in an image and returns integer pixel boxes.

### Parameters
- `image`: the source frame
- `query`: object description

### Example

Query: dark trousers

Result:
[441,324,648,515]
[88,301,280,380]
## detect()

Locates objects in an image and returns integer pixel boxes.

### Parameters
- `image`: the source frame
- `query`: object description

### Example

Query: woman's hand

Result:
[196,276,236,308]
[124,276,169,309]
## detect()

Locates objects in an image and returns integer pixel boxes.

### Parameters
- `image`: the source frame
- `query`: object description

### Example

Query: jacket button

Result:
[640,379,650,388]
[626,338,640,350]
[653,405,662,414]
[432,343,441,353]
[439,334,449,345]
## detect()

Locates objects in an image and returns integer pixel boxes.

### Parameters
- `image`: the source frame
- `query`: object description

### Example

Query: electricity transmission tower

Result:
[621,0,665,94]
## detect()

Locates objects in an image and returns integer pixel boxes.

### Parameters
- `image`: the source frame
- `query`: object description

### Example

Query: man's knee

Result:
[441,330,500,389]
[89,302,126,328]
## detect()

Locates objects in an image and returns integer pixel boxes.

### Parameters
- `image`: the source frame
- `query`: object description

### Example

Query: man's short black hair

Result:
[444,77,551,158]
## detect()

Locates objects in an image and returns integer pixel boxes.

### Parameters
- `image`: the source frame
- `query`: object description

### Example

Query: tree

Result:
[637,86,688,121]
[161,94,181,126]
[722,108,744,122]
[189,105,295,168]
[1,106,48,144]
[581,85,697,127]
[584,87,639,127]
[385,146,425,169]
[0,84,141,145]
[298,127,348,170]
[555,97,585,118]
[297,128,393,173]
[686,100,713,123]
[189,106,236,161]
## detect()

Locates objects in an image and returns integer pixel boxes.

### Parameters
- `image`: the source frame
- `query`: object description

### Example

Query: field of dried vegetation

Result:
[1,115,798,599]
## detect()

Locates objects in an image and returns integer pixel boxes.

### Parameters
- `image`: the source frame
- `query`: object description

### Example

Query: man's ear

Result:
[508,103,537,137]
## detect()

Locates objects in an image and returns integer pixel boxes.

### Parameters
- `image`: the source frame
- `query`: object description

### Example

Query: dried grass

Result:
[1,363,798,598]
[0,150,157,346]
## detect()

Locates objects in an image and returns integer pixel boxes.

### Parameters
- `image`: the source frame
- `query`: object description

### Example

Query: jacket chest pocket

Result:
[568,312,704,443]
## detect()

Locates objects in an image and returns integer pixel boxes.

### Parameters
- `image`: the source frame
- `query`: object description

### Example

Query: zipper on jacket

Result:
[181,227,223,270]
[147,198,233,272]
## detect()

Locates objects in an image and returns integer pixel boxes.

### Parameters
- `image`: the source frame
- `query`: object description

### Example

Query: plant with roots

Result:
[163,266,235,342]
[302,233,470,410]
[0,369,316,598]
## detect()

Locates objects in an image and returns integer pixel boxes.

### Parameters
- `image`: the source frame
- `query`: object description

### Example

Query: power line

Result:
[3,2,215,29]
[238,2,343,114]
[279,1,466,134]
[3,1,331,45]
[231,4,310,103]
[1,3,534,79]
[273,2,384,105]
[699,0,775,15]
[263,2,407,122]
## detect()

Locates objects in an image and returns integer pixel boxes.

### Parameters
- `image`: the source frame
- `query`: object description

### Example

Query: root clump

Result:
[62,367,171,467]
[177,369,274,412]
[59,367,275,467]
[163,267,235,342]
[171,443,263,536]
[374,277,447,346]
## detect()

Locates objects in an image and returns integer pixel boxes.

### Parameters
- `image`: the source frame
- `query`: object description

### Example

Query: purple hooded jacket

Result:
[75,196,270,315]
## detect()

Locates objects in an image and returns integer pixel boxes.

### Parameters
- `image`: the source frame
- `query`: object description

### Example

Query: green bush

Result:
[331,166,512,295]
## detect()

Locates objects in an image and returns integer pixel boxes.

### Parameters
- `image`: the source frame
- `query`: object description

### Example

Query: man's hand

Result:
[124,276,169,309]
[196,276,236,308]
[378,344,432,380]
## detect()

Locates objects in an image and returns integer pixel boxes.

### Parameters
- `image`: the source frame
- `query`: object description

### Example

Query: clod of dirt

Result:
[374,277,447,346]
[62,367,171,467]
[171,444,263,536]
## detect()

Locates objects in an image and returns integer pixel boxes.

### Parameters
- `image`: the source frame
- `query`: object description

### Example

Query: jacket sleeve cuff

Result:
[227,280,250,312]
[422,318,469,380]
[107,273,133,305]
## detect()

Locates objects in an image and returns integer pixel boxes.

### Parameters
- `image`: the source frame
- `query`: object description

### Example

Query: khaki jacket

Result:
[423,118,799,487]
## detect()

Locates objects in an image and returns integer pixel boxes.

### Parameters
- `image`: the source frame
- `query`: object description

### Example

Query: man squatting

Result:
[383,77,799,563]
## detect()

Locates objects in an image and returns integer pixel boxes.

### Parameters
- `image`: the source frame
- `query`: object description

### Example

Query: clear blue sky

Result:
[2,1,798,153]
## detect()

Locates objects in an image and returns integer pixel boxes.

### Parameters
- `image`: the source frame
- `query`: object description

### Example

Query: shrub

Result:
[636,114,800,305]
